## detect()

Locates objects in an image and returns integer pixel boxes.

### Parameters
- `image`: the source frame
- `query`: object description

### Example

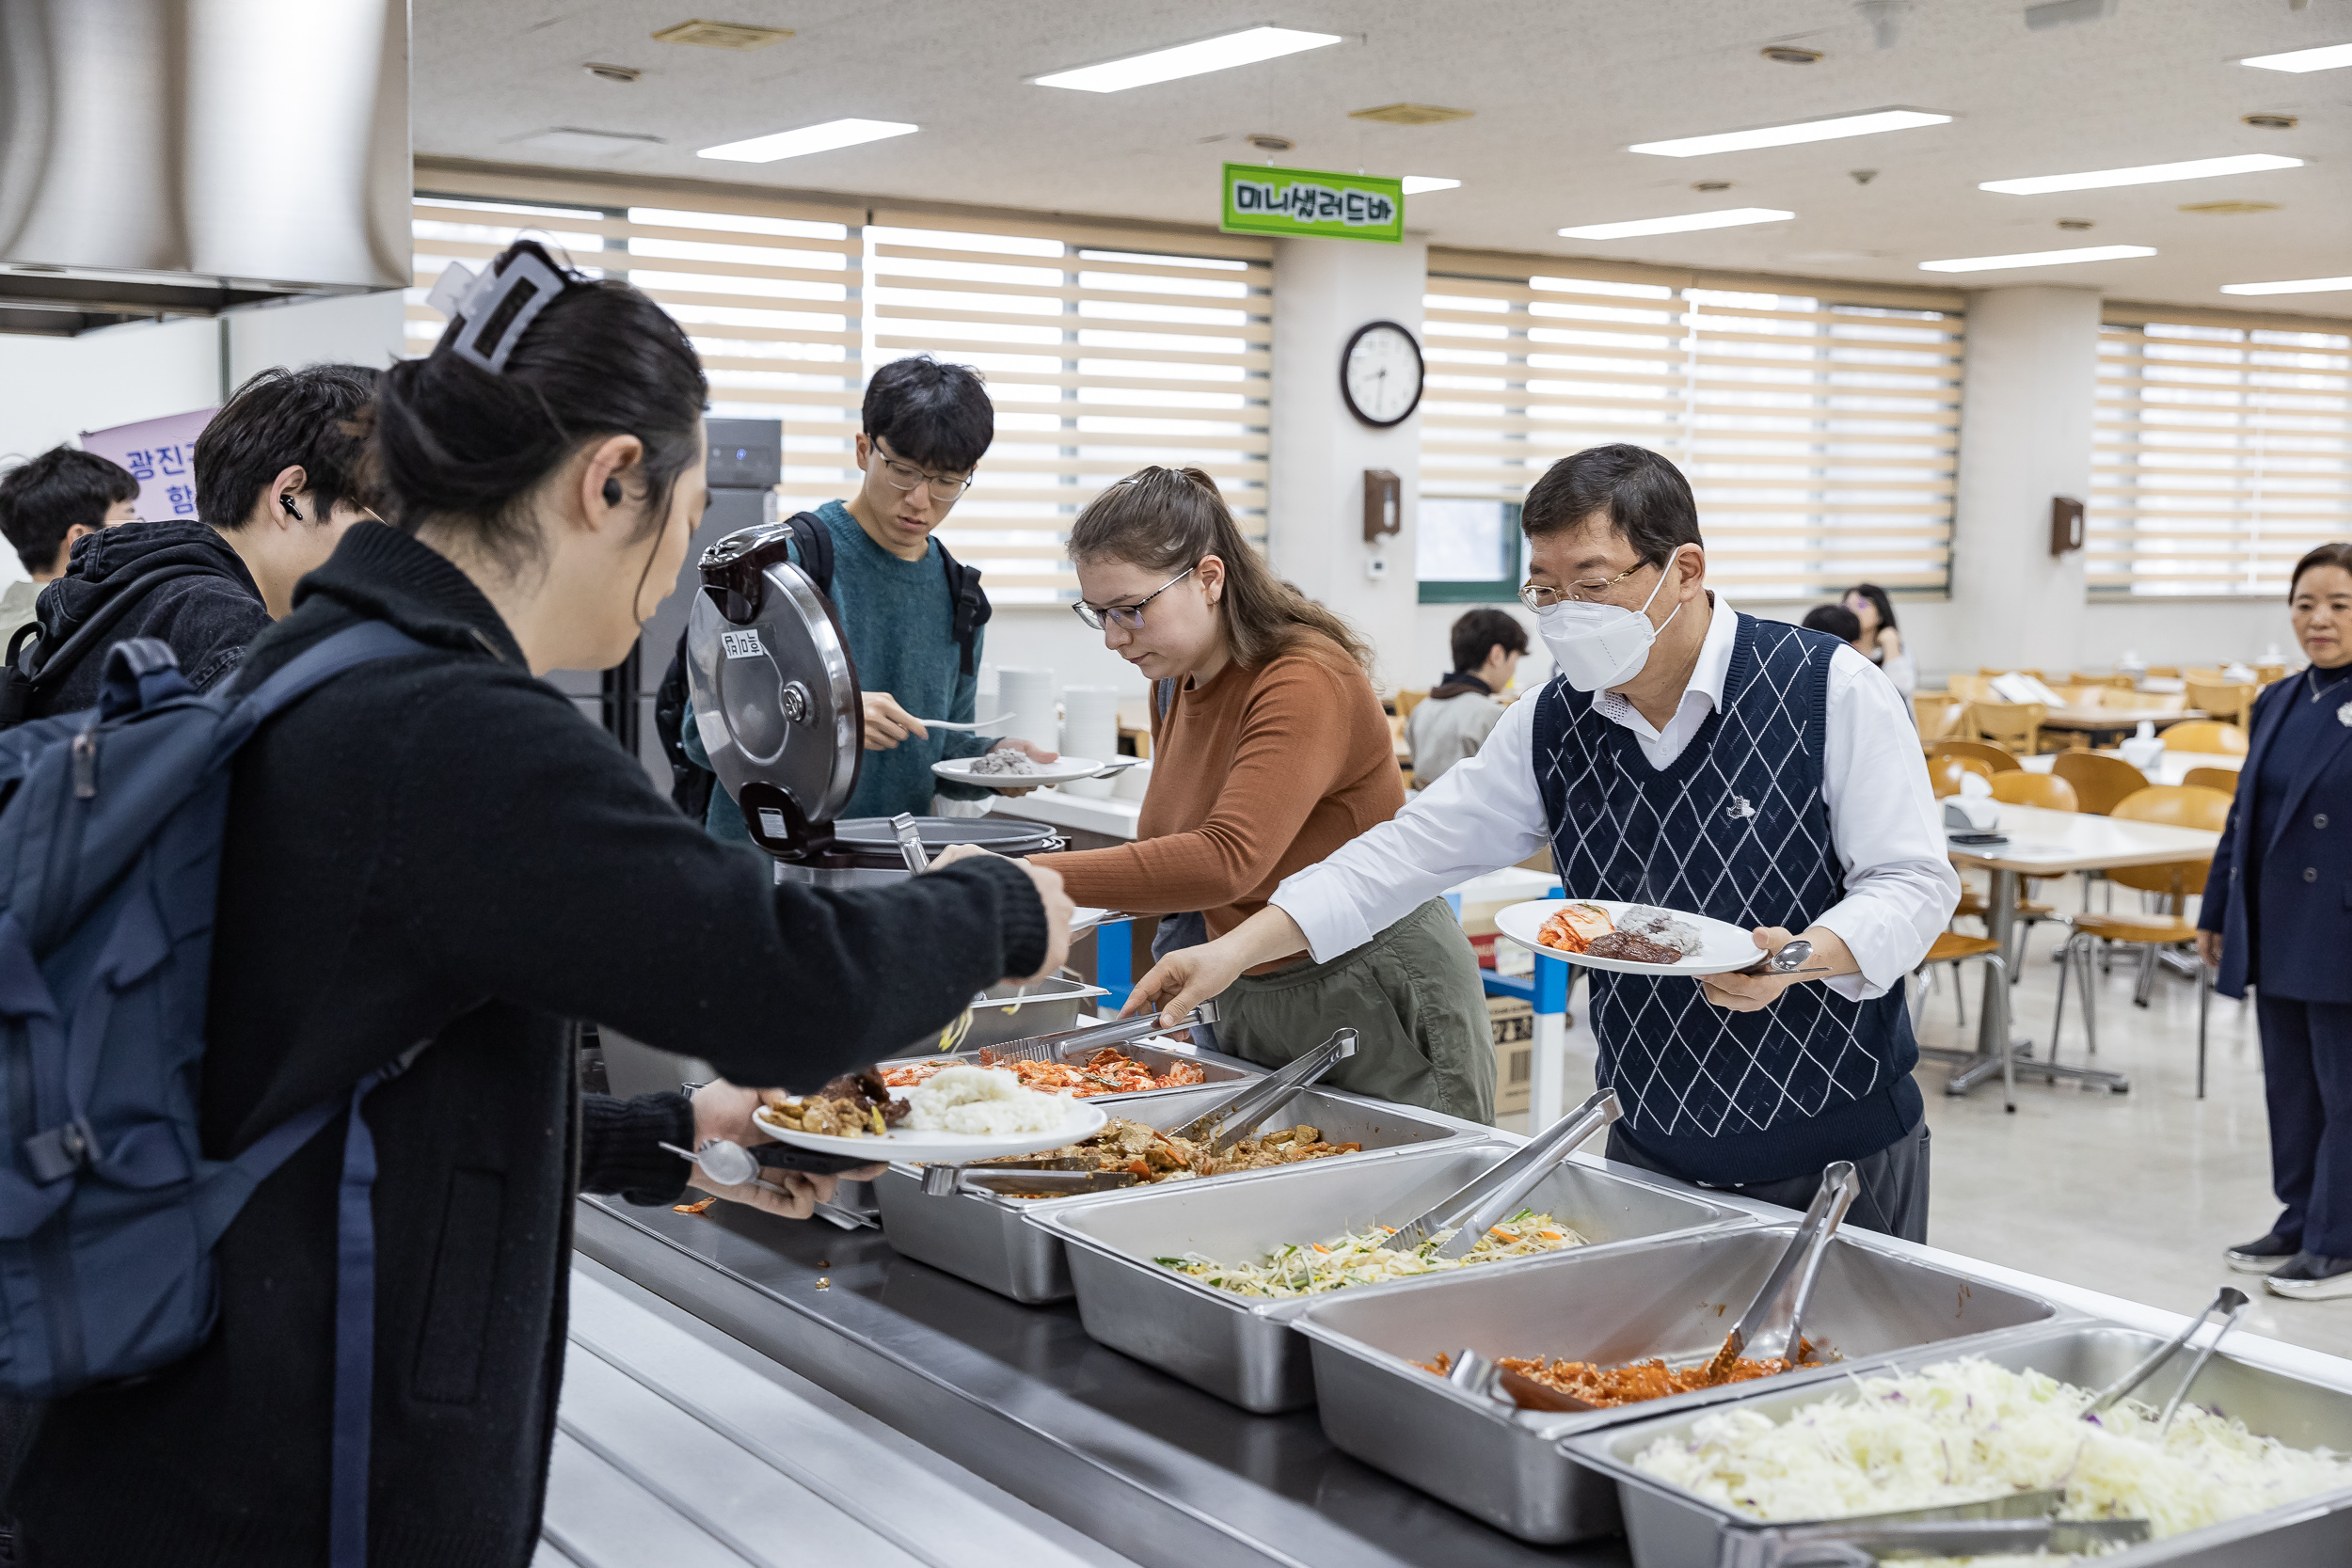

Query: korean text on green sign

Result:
[1221,165,1404,244]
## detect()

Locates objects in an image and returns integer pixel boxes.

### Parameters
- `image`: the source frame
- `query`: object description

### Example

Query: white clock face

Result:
[1343,323,1422,426]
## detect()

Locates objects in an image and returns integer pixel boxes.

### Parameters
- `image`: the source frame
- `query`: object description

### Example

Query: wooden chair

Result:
[1979,667,2050,682]
[1927,754,1994,797]
[1926,738,2023,773]
[2159,720,2249,755]
[1989,772,2078,811]
[2145,665,2180,678]
[2184,666,2227,684]
[1394,689,1430,721]
[2071,671,2136,689]
[1911,932,2014,1111]
[2184,681,2253,729]
[1962,773,2075,964]
[2052,785,2232,1097]
[1912,691,1965,738]
[1944,673,1992,703]
[1968,700,2045,755]
[2049,684,2105,710]
[2182,766,2240,795]
[2050,752,2148,816]
[2254,662,2288,686]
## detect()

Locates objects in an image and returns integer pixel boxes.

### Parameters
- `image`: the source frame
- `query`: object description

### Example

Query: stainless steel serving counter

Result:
[574,1194,1631,1567]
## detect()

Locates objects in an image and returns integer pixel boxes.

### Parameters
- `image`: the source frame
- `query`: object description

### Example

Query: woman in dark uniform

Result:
[2202,541,2352,1299]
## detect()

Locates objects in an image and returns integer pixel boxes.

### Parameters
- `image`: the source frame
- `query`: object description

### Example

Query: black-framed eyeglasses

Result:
[869,437,975,500]
[1518,559,1655,611]
[1072,566,1195,632]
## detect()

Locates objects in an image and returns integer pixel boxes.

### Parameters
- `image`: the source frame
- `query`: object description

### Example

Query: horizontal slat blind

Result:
[2090,306,2352,597]
[1423,249,1966,598]
[866,208,1272,603]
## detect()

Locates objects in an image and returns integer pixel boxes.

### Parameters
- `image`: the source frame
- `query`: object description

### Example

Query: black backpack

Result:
[652,511,992,818]
[0,565,217,731]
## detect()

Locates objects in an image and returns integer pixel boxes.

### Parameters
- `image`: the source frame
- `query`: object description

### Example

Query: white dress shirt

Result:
[1273,594,1959,1001]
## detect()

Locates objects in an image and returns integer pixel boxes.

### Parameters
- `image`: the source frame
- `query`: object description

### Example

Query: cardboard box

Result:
[1488,995,1534,1117]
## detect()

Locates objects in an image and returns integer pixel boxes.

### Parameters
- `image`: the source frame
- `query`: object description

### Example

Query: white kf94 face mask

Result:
[1536,547,1685,691]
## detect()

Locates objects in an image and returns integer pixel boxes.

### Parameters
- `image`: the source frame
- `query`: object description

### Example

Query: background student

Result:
[1842,581,1915,697]
[1028,466,1494,1123]
[21,364,381,712]
[0,446,140,649]
[1406,606,1528,790]
[682,356,1053,838]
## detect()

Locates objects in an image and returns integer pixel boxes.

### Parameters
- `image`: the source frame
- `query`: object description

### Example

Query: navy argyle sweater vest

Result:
[1533,613,1922,1185]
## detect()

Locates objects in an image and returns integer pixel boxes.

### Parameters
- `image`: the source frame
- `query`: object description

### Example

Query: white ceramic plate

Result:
[753,1096,1109,1163]
[932,754,1108,790]
[1493,898,1767,976]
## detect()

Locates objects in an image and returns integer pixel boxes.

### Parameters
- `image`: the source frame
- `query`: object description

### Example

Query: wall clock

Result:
[1341,319,1424,428]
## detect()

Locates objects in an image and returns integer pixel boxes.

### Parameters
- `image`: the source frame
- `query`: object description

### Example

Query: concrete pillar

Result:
[1267,233,1428,690]
[1948,286,2101,674]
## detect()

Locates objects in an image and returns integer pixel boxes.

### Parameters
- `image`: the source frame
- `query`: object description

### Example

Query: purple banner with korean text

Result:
[81,407,217,522]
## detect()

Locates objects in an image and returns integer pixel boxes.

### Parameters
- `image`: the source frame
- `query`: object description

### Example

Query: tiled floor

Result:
[1498,875,2352,1362]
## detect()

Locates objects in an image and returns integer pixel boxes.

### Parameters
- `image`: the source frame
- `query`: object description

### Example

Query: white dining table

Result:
[1937,802,2222,1099]
[2022,749,2244,788]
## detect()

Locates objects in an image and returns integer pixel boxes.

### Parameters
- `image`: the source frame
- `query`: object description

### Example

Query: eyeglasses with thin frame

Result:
[1072,566,1196,632]
[1518,557,1664,612]
[868,437,975,500]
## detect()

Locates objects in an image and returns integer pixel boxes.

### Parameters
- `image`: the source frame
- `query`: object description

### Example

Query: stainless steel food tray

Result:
[873,1084,1477,1304]
[1291,1225,2065,1543]
[873,1037,1260,1102]
[1567,1319,2352,1568]
[1032,1141,1753,1415]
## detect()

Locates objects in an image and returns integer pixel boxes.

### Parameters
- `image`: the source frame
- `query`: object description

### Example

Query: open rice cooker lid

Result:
[684,524,1060,867]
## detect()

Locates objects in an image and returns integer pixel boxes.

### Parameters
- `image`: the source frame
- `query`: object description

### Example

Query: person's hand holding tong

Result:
[1698,926,1856,1012]
[927,844,1073,982]
[684,1080,882,1220]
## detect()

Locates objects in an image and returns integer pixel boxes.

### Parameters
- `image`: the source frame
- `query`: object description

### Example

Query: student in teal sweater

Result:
[684,357,1053,839]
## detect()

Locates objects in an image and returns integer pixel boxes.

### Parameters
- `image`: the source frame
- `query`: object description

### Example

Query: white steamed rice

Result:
[902,1065,1070,1135]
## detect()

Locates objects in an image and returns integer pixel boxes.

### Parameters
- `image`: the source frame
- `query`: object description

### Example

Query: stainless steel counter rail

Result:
[575,1195,1636,1568]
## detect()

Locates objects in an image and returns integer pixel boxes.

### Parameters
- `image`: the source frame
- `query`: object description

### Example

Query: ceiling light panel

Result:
[2219,276,2352,296]
[2240,41,2352,72]
[1559,208,1794,240]
[1918,245,2155,273]
[698,118,917,163]
[1980,153,2301,194]
[1401,177,1461,194]
[1033,26,1341,92]
[1629,108,1949,158]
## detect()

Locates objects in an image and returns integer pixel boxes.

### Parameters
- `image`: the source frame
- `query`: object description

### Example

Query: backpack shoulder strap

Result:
[933,538,991,677]
[783,510,834,601]
[209,621,430,760]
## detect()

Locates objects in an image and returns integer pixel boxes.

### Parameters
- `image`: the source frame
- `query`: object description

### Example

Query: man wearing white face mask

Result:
[1121,445,1958,1239]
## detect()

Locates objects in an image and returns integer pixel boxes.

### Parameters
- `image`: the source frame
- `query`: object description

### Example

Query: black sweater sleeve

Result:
[580,1091,697,1205]
[386,673,1049,1094]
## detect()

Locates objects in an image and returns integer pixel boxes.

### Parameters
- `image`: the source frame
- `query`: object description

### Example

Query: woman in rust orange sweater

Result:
[1032,467,1492,1121]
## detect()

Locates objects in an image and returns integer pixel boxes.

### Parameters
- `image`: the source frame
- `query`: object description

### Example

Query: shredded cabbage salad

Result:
[1156,1209,1587,1299]
[1632,1354,2352,1544]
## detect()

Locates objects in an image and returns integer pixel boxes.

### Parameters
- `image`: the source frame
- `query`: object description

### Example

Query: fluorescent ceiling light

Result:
[1401,176,1461,194]
[2241,40,2352,72]
[1033,26,1342,92]
[1979,153,2301,195]
[1918,244,2154,273]
[698,118,917,163]
[1629,108,1949,158]
[1559,207,1793,240]
[2220,275,2352,296]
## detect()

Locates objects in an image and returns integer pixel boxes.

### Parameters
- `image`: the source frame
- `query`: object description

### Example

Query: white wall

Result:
[226,289,407,387]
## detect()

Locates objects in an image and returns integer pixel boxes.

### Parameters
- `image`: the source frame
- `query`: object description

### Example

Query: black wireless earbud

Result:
[280,495,303,522]
[602,478,623,506]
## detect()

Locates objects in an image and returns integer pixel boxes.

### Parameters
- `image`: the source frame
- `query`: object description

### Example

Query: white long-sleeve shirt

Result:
[1273,594,1959,1001]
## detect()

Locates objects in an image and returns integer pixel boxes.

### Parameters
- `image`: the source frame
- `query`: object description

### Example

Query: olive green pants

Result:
[1214,898,1495,1125]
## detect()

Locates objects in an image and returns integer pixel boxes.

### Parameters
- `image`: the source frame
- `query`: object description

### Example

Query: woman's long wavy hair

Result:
[1067,466,1372,672]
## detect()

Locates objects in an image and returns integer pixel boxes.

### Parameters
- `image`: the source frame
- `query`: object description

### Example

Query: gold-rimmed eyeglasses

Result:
[868,438,975,500]
[1518,560,1652,612]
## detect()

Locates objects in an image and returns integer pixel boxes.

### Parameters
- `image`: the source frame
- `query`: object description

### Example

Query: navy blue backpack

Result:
[0,621,423,1564]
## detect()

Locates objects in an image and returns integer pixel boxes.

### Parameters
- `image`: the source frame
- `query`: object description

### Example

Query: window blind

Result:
[1421,248,1966,600]
[2090,304,2352,597]
[866,208,1272,603]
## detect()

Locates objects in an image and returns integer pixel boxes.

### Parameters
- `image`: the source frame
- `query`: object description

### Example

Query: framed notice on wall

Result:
[81,408,217,522]
[1220,164,1404,243]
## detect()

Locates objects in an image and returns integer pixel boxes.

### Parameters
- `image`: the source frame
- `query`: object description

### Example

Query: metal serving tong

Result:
[1380,1088,1622,1259]
[983,999,1223,1066]
[919,1165,1138,1197]
[1443,1346,1601,1415]
[887,812,930,874]
[2085,1285,2251,1433]
[1719,1491,2150,1567]
[1164,1027,1359,1155]
[1703,1161,1861,1381]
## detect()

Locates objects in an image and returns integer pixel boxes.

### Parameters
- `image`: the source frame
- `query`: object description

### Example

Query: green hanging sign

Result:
[1220,164,1405,243]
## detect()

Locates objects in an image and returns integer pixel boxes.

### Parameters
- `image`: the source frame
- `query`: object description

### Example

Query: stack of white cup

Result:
[1058,685,1122,798]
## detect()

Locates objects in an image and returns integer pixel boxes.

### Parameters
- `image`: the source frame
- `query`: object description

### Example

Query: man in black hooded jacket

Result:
[23,363,380,716]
